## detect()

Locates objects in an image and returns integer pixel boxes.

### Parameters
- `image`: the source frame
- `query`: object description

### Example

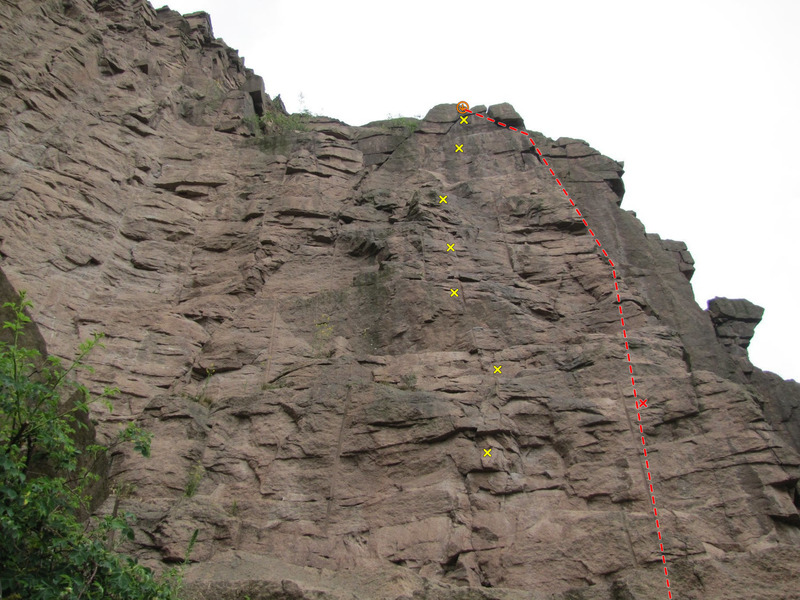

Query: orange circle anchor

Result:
[456,101,470,114]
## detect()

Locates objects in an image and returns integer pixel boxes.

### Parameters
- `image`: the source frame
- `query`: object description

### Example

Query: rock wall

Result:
[1,1,799,598]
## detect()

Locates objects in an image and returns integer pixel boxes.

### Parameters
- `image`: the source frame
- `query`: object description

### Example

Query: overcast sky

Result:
[163,0,799,382]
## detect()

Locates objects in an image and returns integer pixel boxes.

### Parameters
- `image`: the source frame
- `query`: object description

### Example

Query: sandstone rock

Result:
[486,103,525,128]
[648,235,696,281]
[707,297,765,368]
[1,2,799,599]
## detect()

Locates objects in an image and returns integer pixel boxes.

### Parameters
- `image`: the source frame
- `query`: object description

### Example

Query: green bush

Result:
[259,110,310,133]
[246,110,312,154]
[366,116,421,136]
[0,292,182,599]
[383,117,420,134]
[184,463,205,498]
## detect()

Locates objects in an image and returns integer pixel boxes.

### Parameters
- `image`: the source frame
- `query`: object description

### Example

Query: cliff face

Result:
[1,1,799,599]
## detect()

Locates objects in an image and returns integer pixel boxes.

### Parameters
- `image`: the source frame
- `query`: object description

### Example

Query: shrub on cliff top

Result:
[0,292,181,599]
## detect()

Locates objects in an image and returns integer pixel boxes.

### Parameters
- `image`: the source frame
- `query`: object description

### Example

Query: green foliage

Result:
[185,529,199,561]
[0,292,181,599]
[259,111,310,133]
[384,116,420,134]
[184,463,205,498]
[370,115,421,136]
[242,114,261,133]
[118,422,153,459]
[246,109,313,154]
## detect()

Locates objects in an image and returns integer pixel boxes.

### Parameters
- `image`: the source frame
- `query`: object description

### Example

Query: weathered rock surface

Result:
[707,297,764,352]
[1,1,799,599]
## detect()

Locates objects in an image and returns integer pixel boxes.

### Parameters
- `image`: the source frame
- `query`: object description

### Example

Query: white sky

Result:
[163,0,799,382]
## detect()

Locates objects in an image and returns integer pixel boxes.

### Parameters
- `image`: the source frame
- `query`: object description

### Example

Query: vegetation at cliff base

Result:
[0,293,182,599]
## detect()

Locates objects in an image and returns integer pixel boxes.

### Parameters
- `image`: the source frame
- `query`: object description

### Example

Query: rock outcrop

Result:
[1,1,799,599]
[707,297,764,358]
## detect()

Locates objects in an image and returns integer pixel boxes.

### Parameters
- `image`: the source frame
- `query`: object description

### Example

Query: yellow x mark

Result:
[493,365,502,374]
[455,144,463,153]
[446,244,455,252]
[483,449,492,457]
[460,116,468,124]
[450,288,459,297]
[439,195,448,203]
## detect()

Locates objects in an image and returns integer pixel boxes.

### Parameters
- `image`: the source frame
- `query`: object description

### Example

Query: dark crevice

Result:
[605,176,625,201]
[790,481,800,512]
[249,90,263,117]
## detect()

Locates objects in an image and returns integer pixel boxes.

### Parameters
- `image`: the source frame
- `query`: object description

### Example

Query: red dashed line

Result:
[464,108,673,599]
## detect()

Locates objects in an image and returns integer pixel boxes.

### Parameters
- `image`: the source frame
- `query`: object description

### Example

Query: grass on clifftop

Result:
[365,116,421,135]
[259,110,312,133]
[245,109,314,154]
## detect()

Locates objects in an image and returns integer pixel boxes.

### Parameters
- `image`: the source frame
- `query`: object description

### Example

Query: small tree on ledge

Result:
[0,291,183,600]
